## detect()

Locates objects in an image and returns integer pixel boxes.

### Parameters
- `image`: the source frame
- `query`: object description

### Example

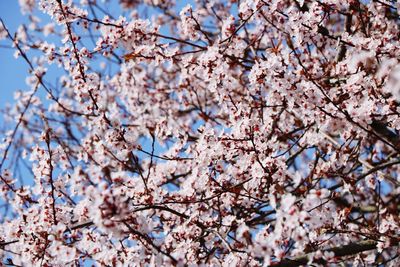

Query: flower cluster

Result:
[0,0,399,266]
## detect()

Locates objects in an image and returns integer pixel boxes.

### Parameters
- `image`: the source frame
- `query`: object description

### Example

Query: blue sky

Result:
[0,1,30,110]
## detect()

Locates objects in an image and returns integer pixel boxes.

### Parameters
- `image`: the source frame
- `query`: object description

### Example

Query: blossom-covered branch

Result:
[0,0,399,265]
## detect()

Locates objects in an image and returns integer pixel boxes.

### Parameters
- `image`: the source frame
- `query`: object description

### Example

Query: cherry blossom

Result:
[0,0,399,266]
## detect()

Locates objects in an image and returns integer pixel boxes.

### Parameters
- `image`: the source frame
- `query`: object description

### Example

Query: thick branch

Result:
[273,240,378,267]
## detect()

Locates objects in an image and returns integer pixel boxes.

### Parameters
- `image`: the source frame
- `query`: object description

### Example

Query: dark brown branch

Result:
[44,128,57,225]
[273,240,378,267]
[123,221,178,264]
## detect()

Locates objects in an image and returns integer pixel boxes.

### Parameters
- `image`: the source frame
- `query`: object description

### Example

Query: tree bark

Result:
[272,240,378,267]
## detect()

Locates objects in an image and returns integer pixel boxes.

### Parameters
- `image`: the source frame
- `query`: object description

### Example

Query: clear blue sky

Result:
[0,1,30,110]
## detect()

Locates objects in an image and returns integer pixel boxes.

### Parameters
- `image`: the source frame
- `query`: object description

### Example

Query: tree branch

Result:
[273,240,378,267]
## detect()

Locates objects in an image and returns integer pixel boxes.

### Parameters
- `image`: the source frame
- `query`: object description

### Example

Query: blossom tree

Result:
[0,0,400,265]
